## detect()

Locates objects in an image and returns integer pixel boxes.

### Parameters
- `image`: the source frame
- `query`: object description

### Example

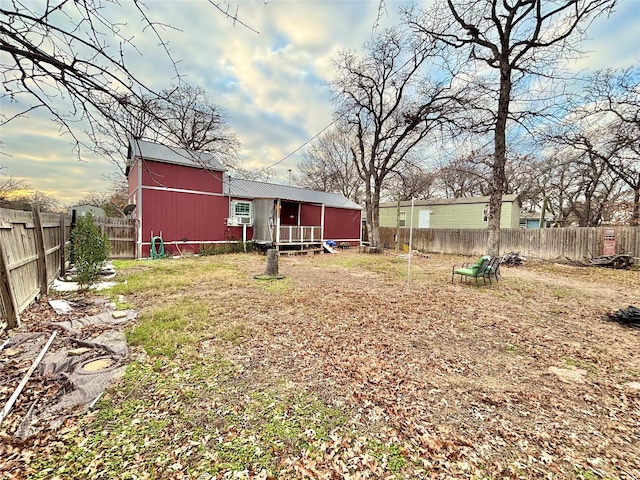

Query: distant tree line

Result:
[296,0,635,250]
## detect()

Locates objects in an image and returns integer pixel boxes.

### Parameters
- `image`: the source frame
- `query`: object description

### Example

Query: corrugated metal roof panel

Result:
[128,139,226,171]
[226,178,362,210]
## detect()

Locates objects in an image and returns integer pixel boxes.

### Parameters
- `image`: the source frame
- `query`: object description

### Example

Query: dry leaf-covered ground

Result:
[2,251,639,479]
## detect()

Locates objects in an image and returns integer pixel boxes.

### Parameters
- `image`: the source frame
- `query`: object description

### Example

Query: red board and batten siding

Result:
[300,204,322,226]
[141,160,223,193]
[137,159,230,256]
[324,207,362,244]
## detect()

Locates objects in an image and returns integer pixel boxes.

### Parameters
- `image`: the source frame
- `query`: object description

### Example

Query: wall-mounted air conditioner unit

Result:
[227,216,252,226]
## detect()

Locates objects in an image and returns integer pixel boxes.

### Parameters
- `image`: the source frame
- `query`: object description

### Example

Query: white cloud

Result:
[1,0,637,204]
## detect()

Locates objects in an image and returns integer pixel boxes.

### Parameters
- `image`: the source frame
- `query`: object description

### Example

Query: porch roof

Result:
[226,177,362,210]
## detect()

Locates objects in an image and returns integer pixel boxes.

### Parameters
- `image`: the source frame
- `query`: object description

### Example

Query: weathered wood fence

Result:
[0,207,69,328]
[0,208,136,329]
[96,216,136,259]
[380,226,640,260]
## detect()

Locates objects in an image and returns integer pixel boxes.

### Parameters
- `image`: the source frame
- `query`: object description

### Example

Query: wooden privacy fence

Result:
[380,226,640,261]
[95,216,136,259]
[0,208,136,329]
[0,207,69,328]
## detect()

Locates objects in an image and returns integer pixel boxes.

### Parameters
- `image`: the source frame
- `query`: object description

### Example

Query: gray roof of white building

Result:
[127,139,226,172]
[380,194,520,208]
[226,177,362,210]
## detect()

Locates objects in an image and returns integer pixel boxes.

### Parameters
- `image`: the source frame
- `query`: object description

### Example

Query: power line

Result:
[254,118,339,174]
[254,43,429,176]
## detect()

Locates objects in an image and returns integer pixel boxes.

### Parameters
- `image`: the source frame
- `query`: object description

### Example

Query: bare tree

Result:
[535,138,623,226]
[74,175,129,217]
[407,0,617,255]
[0,174,27,201]
[567,68,640,224]
[90,85,241,176]
[436,151,491,198]
[89,94,162,176]
[387,162,438,201]
[0,190,60,212]
[331,27,465,247]
[297,127,363,203]
[231,167,276,183]
[1,1,254,157]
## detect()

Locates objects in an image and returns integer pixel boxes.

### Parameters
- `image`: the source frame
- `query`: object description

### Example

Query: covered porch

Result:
[253,199,325,253]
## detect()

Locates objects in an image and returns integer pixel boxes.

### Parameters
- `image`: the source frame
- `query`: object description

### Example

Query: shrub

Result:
[70,212,110,287]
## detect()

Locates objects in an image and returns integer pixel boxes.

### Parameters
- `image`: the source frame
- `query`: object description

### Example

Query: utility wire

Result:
[254,49,424,176]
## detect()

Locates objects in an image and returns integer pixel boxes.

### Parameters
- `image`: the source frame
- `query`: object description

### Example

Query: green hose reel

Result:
[151,236,165,259]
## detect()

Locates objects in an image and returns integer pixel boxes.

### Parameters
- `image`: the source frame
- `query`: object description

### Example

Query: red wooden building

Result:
[126,139,362,257]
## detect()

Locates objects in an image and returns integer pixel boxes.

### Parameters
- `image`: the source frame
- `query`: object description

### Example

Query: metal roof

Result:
[127,139,226,172]
[226,177,362,210]
[380,194,520,208]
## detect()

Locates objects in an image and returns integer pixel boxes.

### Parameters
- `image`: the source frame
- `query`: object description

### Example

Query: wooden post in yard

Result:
[31,204,48,295]
[59,213,66,276]
[0,241,19,328]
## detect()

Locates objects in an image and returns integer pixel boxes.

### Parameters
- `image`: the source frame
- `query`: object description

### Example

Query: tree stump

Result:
[265,249,279,276]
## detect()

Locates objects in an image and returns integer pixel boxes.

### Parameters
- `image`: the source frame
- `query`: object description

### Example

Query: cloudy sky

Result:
[1,0,639,205]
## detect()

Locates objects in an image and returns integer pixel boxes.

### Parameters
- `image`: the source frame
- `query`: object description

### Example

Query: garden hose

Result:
[151,236,165,259]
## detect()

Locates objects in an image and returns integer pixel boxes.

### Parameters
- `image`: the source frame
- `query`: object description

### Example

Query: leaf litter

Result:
[1,252,639,479]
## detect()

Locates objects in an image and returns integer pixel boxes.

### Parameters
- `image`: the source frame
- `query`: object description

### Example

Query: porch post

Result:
[275,199,281,247]
[137,158,143,259]
[321,203,325,243]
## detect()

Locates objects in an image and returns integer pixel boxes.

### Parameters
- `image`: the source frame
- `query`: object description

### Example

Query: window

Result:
[231,201,252,225]
[234,202,251,217]
[482,205,490,222]
[398,211,406,227]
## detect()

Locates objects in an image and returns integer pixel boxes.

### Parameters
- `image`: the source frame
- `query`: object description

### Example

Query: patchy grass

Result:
[26,358,350,478]
[7,252,640,479]
[126,298,213,357]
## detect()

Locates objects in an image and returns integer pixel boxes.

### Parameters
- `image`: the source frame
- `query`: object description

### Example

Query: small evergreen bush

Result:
[71,212,110,287]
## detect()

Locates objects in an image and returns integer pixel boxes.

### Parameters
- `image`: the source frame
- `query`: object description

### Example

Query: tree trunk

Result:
[395,197,401,252]
[539,197,548,228]
[632,175,640,226]
[265,249,278,276]
[487,63,511,258]
[367,183,382,248]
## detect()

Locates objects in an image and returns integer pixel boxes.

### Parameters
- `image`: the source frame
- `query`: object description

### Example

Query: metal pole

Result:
[407,198,415,288]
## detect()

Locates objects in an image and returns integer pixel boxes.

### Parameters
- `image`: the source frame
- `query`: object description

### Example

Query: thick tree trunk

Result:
[265,249,278,276]
[487,63,511,258]
[632,176,640,226]
[363,173,383,248]
[631,189,640,226]
[369,186,382,248]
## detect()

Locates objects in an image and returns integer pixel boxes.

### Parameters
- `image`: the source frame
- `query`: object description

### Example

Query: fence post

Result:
[0,241,19,328]
[59,213,66,276]
[31,204,48,295]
